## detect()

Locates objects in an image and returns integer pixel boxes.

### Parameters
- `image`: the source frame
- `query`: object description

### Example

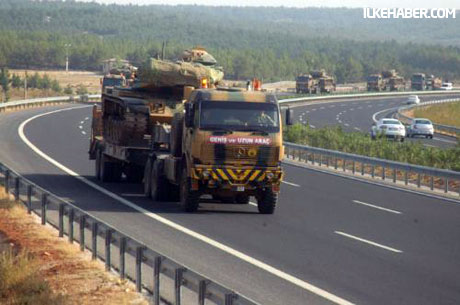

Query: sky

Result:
[76,0,460,9]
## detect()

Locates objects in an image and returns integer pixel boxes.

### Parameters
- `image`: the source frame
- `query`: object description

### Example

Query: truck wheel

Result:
[180,167,200,212]
[235,194,250,204]
[125,165,144,183]
[143,158,152,197]
[150,159,168,201]
[256,189,277,214]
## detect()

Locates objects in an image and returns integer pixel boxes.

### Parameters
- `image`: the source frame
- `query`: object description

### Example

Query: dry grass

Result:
[9,69,102,94]
[0,188,148,305]
[413,101,460,127]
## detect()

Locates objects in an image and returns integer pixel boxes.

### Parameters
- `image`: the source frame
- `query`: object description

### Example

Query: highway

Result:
[289,94,460,149]
[1,102,460,305]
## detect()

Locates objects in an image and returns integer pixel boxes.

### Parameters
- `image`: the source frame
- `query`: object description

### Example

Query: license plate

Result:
[236,186,245,192]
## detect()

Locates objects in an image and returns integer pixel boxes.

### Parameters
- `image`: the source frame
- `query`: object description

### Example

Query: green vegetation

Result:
[0,68,10,102]
[413,101,460,127]
[0,1,458,82]
[284,124,460,171]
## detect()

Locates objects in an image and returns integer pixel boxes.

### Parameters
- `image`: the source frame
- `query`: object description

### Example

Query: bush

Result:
[63,85,73,95]
[284,123,460,171]
[76,85,88,95]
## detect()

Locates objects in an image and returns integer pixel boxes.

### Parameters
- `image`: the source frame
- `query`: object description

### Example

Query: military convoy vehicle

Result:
[367,74,385,91]
[367,70,405,92]
[295,69,335,94]
[426,75,443,90]
[412,73,443,90]
[90,47,291,214]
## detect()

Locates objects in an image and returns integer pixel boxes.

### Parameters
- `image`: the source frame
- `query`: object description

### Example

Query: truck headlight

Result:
[202,170,210,178]
[266,172,275,179]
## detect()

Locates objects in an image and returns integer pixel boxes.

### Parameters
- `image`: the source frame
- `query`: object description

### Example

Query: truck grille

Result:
[201,144,279,165]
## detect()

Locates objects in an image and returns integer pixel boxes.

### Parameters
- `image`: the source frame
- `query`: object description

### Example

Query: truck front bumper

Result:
[191,165,283,193]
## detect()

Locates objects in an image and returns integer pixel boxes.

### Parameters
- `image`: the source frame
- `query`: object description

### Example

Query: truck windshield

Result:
[412,75,423,81]
[368,76,379,81]
[296,76,310,82]
[103,78,123,87]
[200,101,280,133]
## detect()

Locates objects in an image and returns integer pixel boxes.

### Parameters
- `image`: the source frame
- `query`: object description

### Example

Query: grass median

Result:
[413,101,460,127]
[284,124,460,171]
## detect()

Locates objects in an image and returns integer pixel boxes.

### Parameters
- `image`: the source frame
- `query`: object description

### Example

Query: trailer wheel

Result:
[143,158,153,197]
[256,189,277,214]
[180,167,200,212]
[235,194,250,204]
[150,159,168,201]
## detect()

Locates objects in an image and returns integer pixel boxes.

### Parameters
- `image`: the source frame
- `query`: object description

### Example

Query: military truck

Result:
[367,74,385,91]
[90,47,291,214]
[411,73,426,90]
[382,70,405,91]
[304,69,336,94]
[426,75,442,90]
[295,74,316,94]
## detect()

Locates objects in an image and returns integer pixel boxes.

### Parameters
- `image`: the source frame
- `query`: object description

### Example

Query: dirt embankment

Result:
[0,189,148,305]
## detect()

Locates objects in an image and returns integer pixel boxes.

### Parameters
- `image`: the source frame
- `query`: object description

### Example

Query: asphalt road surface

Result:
[290,94,460,149]
[0,104,459,305]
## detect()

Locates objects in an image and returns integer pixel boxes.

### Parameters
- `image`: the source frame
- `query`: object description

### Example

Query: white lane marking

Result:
[344,123,350,127]
[305,110,310,113]
[311,108,316,111]
[338,120,342,123]
[357,106,363,109]
[433,137,457,144]
[81,131,87,135]
[122,193,147,197]
[342,110,347,113]
[320,107,325,110]
[349,108,354,111]
[19,107,353,305]
[354,127,361,131]
[309,125,316,129]
[367,105,373,108]
[335,231,403,253]
[282,180,300,187]
[85,117,89,120]
[352,200,402,214]
[78,125,83,129]
[249,201,258,207]
[329,105,335,108]
[372,105,401,123]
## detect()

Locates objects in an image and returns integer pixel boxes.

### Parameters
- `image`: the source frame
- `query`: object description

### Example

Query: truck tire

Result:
[143,158,153,197]
[180,167,200,212]
[150,159,169,201]
[170,113,184,158]
[100,154,122,182]
[256,189,277,214]
[125,165,144,183]
[235,194,250,204]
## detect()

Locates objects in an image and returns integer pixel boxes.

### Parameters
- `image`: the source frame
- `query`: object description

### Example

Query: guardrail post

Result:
[225,293,236,305]
[198,280,207,305]
[79,216,85,252]
[311,154,315,165]
[361,163,365,176]
[405,171,409,185]
[371,165,375,178]
[352,161,355,174]
[319,155,322,167]
[5,170,10,194]
[92,222,98,260]
[119,237,126,280]
[58,204,64,237]
[26,185,32,214]
[175,268,186,305]
[14,177,20,201]
[382,167,386,180]
[41,193,47,225]
[325,156,329,168]
[342,159,346,172]
[444,178,449,193]
[105,229,112,271]
[393,169,397,183]
[430,176,434,191]
[417,173,421,188]
[154,256,162,305]
[136,246,143,293]
[68,208,74,243]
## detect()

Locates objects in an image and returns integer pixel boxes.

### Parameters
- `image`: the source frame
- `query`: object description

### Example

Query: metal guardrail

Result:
[284,142,460,196]
[0,94,101,112]
[278,89,460,104]
[0,163,257,305]
[396,98,460,136]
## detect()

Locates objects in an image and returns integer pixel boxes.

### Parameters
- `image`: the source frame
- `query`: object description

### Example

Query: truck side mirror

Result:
[285,108,294,126]
[184,103,194,128]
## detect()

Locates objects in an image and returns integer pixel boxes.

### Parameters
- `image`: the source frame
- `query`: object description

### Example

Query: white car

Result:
[407,118,434,139]
[439,82,453,90]
[406,95,420,105]
[371,118,406,141]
